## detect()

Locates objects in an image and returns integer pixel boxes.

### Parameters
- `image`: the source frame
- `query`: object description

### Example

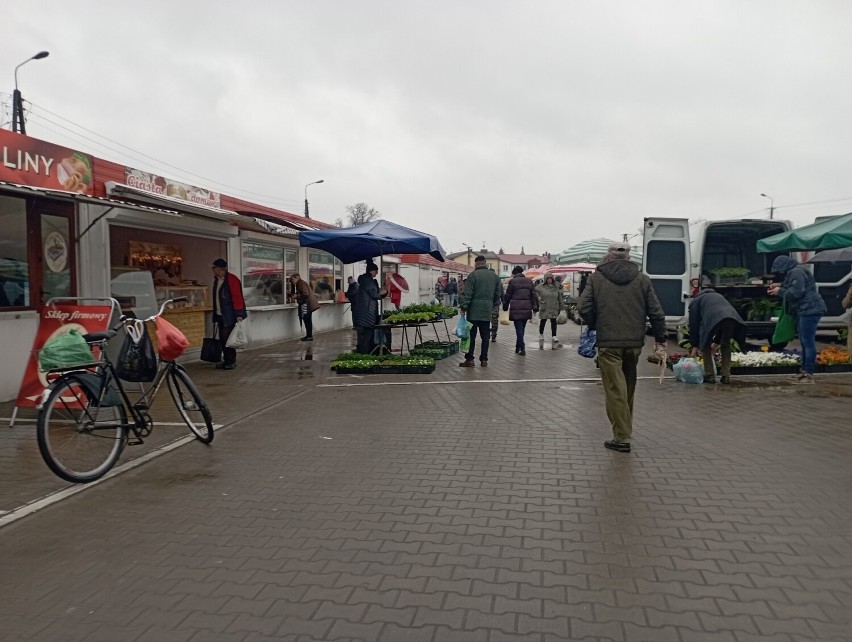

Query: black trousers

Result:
[302,310,314,338]
[538,318,557,336]
[217,318,237,365]
[355,326,375,354]
[464,320,492,361]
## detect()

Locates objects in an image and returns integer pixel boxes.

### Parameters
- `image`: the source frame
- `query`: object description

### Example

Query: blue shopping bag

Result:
[577,327,596,358]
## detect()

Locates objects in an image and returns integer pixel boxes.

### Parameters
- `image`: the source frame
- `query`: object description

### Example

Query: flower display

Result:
[729,352,800,367]
[817,347,851,365]
[666,350,802,369]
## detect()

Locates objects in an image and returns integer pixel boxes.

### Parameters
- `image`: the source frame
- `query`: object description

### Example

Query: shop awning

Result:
[235,217,300,238]
[0,180,181,217]
[105,181,240,221]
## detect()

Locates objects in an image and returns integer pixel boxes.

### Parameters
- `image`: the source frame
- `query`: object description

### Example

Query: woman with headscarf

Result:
[535,272,564,349]
[768,256,827,383]
[503,265,537,355]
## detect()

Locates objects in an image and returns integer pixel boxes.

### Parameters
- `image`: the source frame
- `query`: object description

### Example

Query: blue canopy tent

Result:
[298,220,446,264]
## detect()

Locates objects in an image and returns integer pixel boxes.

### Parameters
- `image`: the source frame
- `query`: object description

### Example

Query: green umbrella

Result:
[756,212,852,252]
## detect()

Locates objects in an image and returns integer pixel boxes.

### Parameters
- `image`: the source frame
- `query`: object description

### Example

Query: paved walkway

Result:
[1,323,851,641]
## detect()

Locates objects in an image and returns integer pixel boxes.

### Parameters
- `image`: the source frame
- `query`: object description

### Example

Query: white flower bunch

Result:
[730,352,800,367]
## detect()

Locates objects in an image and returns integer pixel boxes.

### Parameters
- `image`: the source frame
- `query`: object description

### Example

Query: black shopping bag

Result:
[116,327,158,382]
[200,325,222,363]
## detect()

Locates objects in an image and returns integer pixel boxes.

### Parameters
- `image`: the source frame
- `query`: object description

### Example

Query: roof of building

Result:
[399,254,472,272]
[498,253,550,265]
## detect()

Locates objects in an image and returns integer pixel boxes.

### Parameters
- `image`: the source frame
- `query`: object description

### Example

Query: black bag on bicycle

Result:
[116,326,158,382]
[200,324,222,363]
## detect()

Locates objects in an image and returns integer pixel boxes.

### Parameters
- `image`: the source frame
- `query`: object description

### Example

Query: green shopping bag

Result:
[39,329,93,370]
[771,300,797,345]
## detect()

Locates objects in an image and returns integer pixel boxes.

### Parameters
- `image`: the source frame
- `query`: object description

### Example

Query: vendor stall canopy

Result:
[555,238,642,265]
[756,212,852,252]
[298,219,446,264]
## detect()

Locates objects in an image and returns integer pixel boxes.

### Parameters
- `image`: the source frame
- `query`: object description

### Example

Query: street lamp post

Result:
[12,50,49,135]
[304,180,324,219]
[760,193,775,220]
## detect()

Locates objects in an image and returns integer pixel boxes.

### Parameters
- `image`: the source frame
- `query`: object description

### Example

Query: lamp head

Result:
[33,51,49,60]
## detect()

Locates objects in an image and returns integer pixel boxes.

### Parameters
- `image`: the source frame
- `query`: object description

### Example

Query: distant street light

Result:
[461,243,475,268]
[304,179,324,219]
[760,193,775,220]
[12,50,49,135]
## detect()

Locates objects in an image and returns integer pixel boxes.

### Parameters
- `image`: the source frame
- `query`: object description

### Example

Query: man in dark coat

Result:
[211,258,247,370]
[688,276,746,384]
[351,262,388,354]
[458,256,501,367]
[578,243,666,453]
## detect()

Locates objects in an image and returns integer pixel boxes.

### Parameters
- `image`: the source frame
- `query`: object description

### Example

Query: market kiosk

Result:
[110,241,210,350]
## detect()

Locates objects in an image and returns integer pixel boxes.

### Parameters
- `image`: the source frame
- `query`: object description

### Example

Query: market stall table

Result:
[371,322,428,356]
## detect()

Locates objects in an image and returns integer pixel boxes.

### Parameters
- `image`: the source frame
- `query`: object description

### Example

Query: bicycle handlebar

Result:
[110,296,190,330]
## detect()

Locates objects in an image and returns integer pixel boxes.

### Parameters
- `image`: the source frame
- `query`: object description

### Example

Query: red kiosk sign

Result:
[16,303,113,408]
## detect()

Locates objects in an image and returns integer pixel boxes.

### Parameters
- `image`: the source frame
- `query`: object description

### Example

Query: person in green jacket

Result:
[535,272,564,349]
[578,242,666,454]
[458,256,501,367]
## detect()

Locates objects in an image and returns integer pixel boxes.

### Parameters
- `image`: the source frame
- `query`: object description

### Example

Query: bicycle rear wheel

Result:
[36,378,127,483]
[167,366,214,443]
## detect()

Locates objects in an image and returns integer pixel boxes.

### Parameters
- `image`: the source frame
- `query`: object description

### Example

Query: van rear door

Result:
[643,218,691,325]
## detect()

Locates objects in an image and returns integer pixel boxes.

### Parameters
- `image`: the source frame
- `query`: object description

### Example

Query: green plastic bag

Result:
[39,329,93,371]
[772,300,797,345]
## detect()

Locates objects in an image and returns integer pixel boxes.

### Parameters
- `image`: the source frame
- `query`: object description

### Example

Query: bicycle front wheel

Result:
[37,378,127,483]
[167,366,214,443]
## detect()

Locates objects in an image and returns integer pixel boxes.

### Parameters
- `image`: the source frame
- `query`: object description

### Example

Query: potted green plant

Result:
[710,267,750,285]
[743,297,776,321]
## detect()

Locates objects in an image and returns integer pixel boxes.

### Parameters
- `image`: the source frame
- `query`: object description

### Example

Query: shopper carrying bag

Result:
[200,324,222,363]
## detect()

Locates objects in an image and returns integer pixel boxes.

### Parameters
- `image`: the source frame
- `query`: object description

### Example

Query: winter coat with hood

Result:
[351,271,384,327]
[770,256,827,317]
[578,259,666,348]
[688,286,746,350]
[503,274,537,321]
[535,274,563,319]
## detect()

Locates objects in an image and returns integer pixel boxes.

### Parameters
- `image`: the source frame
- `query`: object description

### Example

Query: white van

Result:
[641,218,843,341]
[643,217,852,340]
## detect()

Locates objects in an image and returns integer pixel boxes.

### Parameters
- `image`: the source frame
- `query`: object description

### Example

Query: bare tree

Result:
[341,202,381,227]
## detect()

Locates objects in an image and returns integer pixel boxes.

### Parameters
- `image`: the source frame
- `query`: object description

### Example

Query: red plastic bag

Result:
[155,316,189,361]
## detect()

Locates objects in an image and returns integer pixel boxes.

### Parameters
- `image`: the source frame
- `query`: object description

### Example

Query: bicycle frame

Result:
[40,297,184,441]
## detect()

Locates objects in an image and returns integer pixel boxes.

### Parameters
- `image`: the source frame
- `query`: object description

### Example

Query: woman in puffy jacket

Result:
[535,272,564,350]
[768,256,827,383]
[503,266,537,355]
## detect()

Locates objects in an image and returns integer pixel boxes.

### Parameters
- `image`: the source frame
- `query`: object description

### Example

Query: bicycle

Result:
[36,297,214,483]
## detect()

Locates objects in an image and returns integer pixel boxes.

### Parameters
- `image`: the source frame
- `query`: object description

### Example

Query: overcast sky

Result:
[4,1,852,257]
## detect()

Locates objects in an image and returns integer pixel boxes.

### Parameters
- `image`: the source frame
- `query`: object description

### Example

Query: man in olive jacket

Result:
[458,255,501,367]
[578,243,666,453]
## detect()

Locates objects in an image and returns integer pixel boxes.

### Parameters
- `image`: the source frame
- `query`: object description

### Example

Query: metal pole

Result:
[12,51,49,135]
